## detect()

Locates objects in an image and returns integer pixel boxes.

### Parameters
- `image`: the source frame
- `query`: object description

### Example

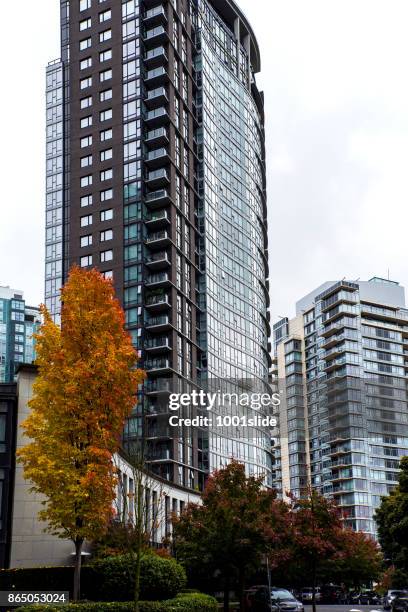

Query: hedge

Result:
[15,593,218,612]
[0,554,186,602]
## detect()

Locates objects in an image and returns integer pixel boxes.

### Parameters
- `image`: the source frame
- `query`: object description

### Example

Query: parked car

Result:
[247,587,304,612]
[355,590,382,605]
[301,588,321,603]
[384,591,408,610]
[320,585,344,604]
[391,595,408,612]
[384,591,407,609]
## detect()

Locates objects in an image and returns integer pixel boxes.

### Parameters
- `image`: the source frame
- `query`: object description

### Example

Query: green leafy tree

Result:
[173,461,290,612]
[375,456,408,584]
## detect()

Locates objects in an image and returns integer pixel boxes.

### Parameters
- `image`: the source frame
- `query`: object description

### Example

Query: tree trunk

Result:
[73,538,84,602]
[238,567,246,611]
[312,560,317,612]
[224,573,230,612]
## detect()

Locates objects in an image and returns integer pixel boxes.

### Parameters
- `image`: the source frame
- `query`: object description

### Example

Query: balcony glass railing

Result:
[145,358,170,370]
[145,46,167,61]
[146,315,169,327]
[145,293,169,306]
[147,169,168,182]
[146,231,168,243]
[146,127,168,141]
[145,6,166,19]
[144,26,167,40]
[146,210,169,223]
[146,272,169,284]
[146,188,168,201]
[146,107,167,120]
[146,379,173,394]
[146,251,168,263]
[145,337,170,349]
[146,86,167,101]
[147,148,168,162]
[145,67,167,80]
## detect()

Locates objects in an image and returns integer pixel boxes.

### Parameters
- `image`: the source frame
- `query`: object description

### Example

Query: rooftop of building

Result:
[0,286,24,301]
[295,277,406,316]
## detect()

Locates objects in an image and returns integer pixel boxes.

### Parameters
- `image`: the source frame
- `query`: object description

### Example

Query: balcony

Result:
[145,336,171,354]
[145,378,173,395]
[145,86,168,109]
[145,293,171,312]
[145,127,168,147]
[143,5,167,25]
[146,169,170,189]
[145,251,170,270]
[145,209,170,230]
[145,272,171,288]
[145,358,172,374]
[145,188,171,208]
[145,147,170,168]
[145,230,171,249]
[144,46,168,68]
[144,66,169,87]
[145,315,171,332]
[145,107,169,128]
[143,25,169,47]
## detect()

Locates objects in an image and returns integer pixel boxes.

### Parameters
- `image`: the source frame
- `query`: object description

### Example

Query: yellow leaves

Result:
[17,266,146,544]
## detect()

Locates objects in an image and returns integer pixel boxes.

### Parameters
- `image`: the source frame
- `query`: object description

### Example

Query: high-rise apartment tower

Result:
[273,278,408,536]
[45,0,272,490]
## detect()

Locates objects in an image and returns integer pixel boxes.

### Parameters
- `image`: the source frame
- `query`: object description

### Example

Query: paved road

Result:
[304,606,383,612]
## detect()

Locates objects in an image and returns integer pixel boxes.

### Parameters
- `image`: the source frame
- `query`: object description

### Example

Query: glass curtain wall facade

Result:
[273,278,408,536]
[194,0,271,478]
[47,0,272,489]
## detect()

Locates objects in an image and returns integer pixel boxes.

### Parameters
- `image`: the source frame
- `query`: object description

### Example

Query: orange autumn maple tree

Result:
[17,266,145,600]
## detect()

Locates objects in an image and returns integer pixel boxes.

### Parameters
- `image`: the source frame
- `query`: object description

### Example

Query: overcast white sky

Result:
[0,1,407,322]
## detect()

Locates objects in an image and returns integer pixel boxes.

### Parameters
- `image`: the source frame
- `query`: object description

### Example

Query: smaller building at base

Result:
[0,364,200,569]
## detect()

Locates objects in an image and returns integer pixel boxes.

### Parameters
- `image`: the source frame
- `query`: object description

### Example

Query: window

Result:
[100,128,113,141]
[81,174,93,187]
[79,37,92,51]
[101,188,113,201]
[100,209,113,222]
[80,0,91,11]
[100,68,112,82]
[81,214,93,227]
[99,29,112,43]
[80,234,93,247]
[80,17,92,31]
[81,155,93,168]
[81,255,93,267]
[100,229,113,241]
[80,76,92,89]
[100,168,113,181]
[80,135,92,148]
[80,57,92,70]
[80,115,92,128]
[99,9,111,22]
[100,49,112,62]
[81,194,93,207]
[80,95,92,109]
[100,148,113,161]
[100,249,113,262]
[102,270,113,279]
[100,89,112,102]
[100,109,112,122]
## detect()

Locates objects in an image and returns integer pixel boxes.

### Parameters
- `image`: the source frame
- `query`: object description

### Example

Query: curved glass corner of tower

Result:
[192,0,272,483]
